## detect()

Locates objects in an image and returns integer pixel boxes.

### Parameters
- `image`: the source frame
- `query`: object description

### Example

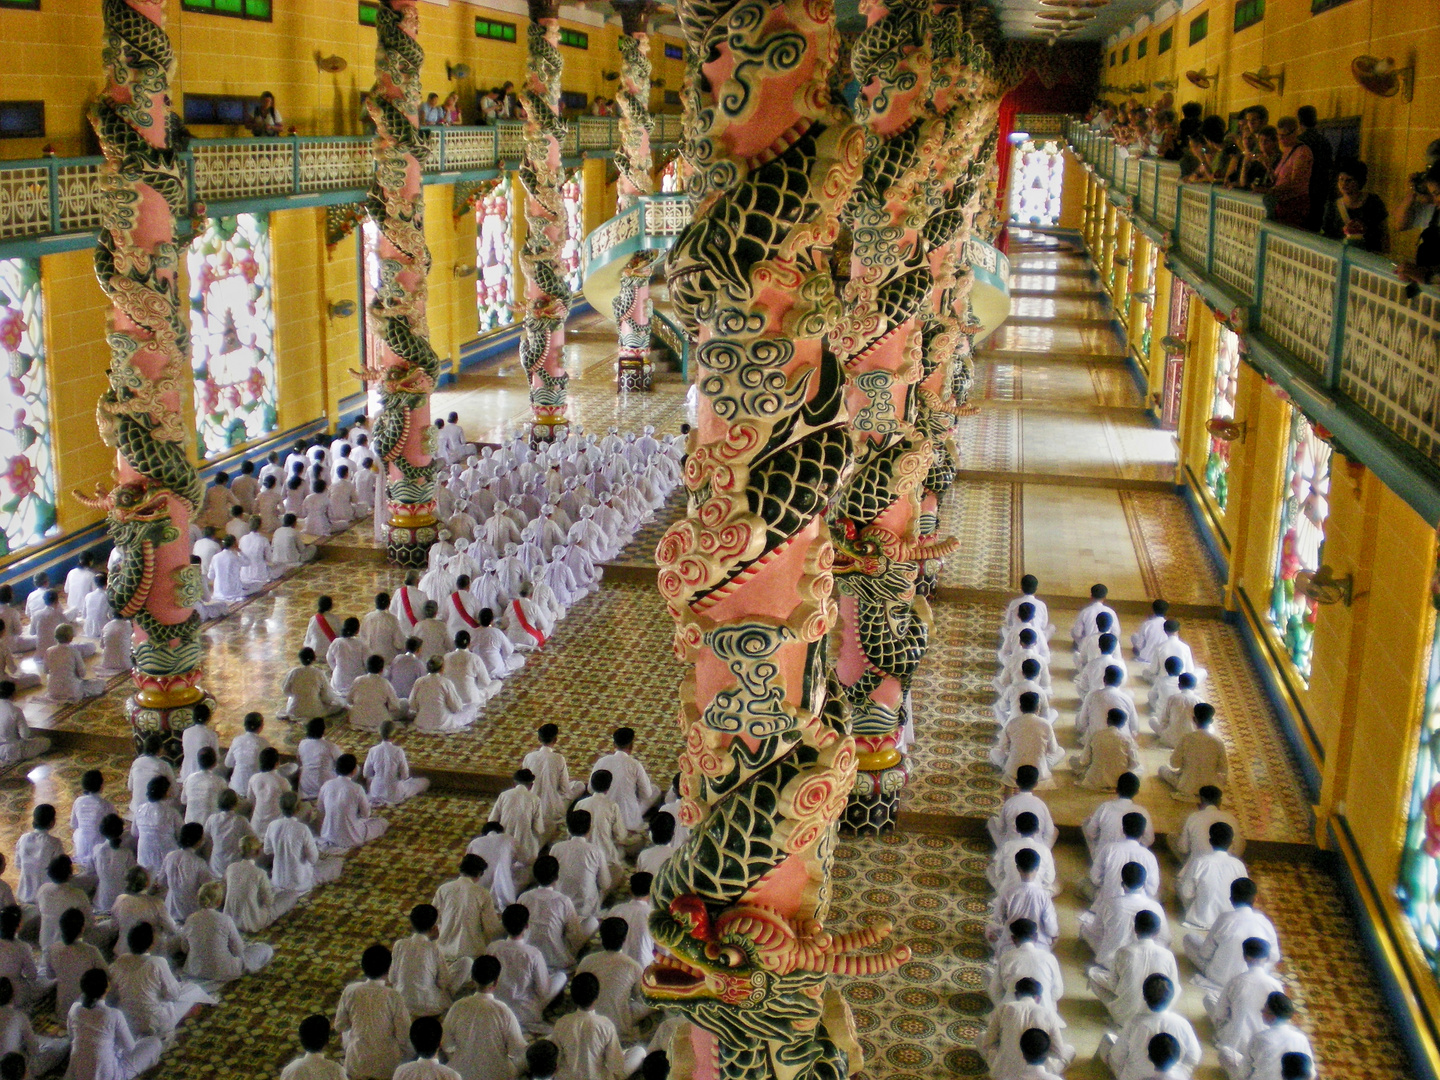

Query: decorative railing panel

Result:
[577,117,616,150]
[436,128,497,172]
[496,122,527,160]
[643,194,690,235]
[584,203,643,268]
[192,139,293,202]
[1340,260,1440,464]
[1178,184,1210,269]
[1212,191,1266,298]
[56,162,106,233]
[1120,153,1139,196]
[1139,159,1158,219]
[1156,163,1180,231]
[1258,230,1338,377]
[655,113,682,144]
[1016,113,1065,138]
[297,139,372,193]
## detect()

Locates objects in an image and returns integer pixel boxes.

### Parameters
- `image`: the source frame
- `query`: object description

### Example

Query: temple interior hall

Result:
[1,0,1440,1079]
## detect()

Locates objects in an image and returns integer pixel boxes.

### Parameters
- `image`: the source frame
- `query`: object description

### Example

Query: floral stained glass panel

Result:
[188,213,278,458]
[474,180,516,336]
[1204,326,1241,509]
[1007,140,1064,227]
[1401,615,1440,976]
[1138,243,1158,358]
[0,259,57,557]
[660,157,681,193]
[560,168,584,297]
[1267,408,1333,681]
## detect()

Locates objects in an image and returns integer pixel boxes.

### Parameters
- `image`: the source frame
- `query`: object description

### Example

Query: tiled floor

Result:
[0,229,1410,1080]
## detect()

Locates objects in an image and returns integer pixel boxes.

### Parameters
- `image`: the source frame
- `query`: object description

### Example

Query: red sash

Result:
[398,588,419,626]
[315,614,336,643]
[512,600,546,647]
[451,593,481,628]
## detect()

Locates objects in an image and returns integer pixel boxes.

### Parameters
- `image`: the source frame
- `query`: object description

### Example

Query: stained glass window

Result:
[0,259,57,556]
[1401,616,1440,974]
[1268,408,1333,680]
[188,213,278,458]
[1007,140,1064,227]
[474,179,516,335]
[1204,325,1240,509]
[560,168,584,297]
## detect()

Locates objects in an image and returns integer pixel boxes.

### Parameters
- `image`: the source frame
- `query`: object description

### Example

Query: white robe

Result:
[363,740,429,805]
[326,636,368,694]
[317,775,387,852]
[432,875,502,961]
[360,609,407,664]
[208,548,254,602]
[224,856,300,932]
[1090,938,1180,1025]
[1178,850,1249,930]
[488,787,545,863]
[473,626,523,678]
[444,648,498,707]
[591,750,658,832]
[410,672,479,733]
[182,907,272,983]
[335,978,412,1080]
[348,673,406,732]
[65,1000,164,1080]
[440,992,527,1080]
[977,997,1072,1080]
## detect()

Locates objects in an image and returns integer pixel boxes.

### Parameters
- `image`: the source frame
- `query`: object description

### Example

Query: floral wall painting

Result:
[1401,616,1440,977]
[0,258,56,557]
[1007,139,1064,227]
[1204,325,1241,510]
[188,213,278,459]
[1268,407,1333,681]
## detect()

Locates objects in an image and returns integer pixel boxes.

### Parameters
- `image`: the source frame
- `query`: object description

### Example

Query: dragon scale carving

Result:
[647,0,908,1073]
[85,0,209,747]
[363,0,439,567]
[519,0,571,439]
[827,0,959,834]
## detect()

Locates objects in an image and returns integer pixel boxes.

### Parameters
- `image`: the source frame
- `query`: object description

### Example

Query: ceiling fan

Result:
[1351,55,1414,103]
[1185,69,1216,89]
[1241,65,1284,93]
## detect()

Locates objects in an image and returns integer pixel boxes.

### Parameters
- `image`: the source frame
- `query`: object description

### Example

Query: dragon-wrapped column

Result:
[828,0,957,836]
[646,0,908,1072]
[519,0,572,442]
[613,0,660,393]
[364,0,440,568]
[86,0,210,753]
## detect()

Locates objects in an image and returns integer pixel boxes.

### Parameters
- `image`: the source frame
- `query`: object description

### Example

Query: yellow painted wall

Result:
[1104,0,1439,258]
[0,0,687,158]
[270,207,326,431]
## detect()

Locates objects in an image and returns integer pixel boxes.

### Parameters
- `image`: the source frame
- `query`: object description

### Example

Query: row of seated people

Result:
[991,578,1226,799]
[979,586,1317,1080]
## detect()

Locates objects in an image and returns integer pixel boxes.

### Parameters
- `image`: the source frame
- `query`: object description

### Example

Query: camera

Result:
[1413,171,1432,195]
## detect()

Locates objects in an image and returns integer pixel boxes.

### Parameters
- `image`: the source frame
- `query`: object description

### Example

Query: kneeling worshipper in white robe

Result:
[302,596,342,657]
[318,756,388,853]
[988,919,1064,1015]
[360,592,407,667]
[504,582,552,651]
[96,616,133,677]
[995,661,1056,727]
[1080,864,1171,970]
[440,956,528,1080]
[1176,822,1248,931]
[989,694,1064,785]
[0,683,47,767]
[391,903,468,1020]
[66,968,165,1080]
[326,618,368,695]
[334,944,413,1080]
[280,648,347,723]
[109,921,216,1039]
[1153,673,1202,747]
[0,625,39,692]
[225,835,300,933]
[444,632,499,708]
[977,977,1074,1080]
[473,608,524,679]
[411,656,480,734]
[413,602,453,663]
[1144,620,1208,684]
[208,536,258,603]
[204,791,255,880]
[271,513,318,568]
[1205,939,1283,1055]
[239,518,273,586]
[256,477,284,533]
[266,794,344,894]
[486,904,567,1038]
[433,854,503,965]
[348,656,408,732]
[1159,704,1229,799]
[1100,974,1202,1080]
[183,881,273,988]
[1088,908,1179,1026]
[987,848,1059,952]
[388,640,426,701]
[46,907,106,1032]
[394,572,428,634]
[82,576,111,639]
[363,721,430,805]
[1130,599,1171,663]
[45,624,106,702]
[466,823,519,910]
[302,480,336,538]
[444,576,486,639]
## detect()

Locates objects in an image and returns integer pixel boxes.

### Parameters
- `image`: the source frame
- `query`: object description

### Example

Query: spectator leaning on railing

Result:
[421,93,445,126]
[1238,126,1281,192]
[443,93,462,126]
[1257,117,1314,228]
[250,92,283,137]
[1296,106,1333,232]
[1321,158,1389,254]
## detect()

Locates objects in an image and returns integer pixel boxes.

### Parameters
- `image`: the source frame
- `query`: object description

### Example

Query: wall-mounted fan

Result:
[1294,566,1356,607]
[1185,70,1215,89]
[315,52,347,73]
[1351,55,1414,103]
[446,62,472,81]
[1205,417,1246,443]
[1240,65,1284,94]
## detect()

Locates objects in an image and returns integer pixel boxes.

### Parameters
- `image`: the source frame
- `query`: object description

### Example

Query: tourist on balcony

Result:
[480,87,503,125]
[422,93,445,127]
[443,93,462,126]
[1397,162,1440,288]
[500,82,519,120]
[1235,126,1280,192]
[1296,107,1333,231]
[1221,106,1268,187]
[1148,109,1179,161]
[1178,102,1203,146]
[1255,118,1313,229]
[1320,159,1389,253]
[1199,116,1228,179]
[250,92,283,137]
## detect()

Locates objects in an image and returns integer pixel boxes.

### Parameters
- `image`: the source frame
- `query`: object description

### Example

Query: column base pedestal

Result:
[387,519,438,568]
[842,759,908,837]
[618,355,653,392]
[128,688,215,763]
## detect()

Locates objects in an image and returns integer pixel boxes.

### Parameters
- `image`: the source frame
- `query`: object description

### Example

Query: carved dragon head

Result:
[831,518,961,576]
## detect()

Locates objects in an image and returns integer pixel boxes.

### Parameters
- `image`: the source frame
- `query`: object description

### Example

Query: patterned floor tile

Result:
[935,483,1015,591]
[1119,489,1225,606]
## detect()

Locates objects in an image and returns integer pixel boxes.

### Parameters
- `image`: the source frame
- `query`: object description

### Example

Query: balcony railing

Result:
[0,116,685,247]
[1060,114,1440,507]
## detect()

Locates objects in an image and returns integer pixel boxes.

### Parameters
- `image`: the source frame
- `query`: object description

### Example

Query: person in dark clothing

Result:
[1320,159,1389,253]
[1296,106,1332,233]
